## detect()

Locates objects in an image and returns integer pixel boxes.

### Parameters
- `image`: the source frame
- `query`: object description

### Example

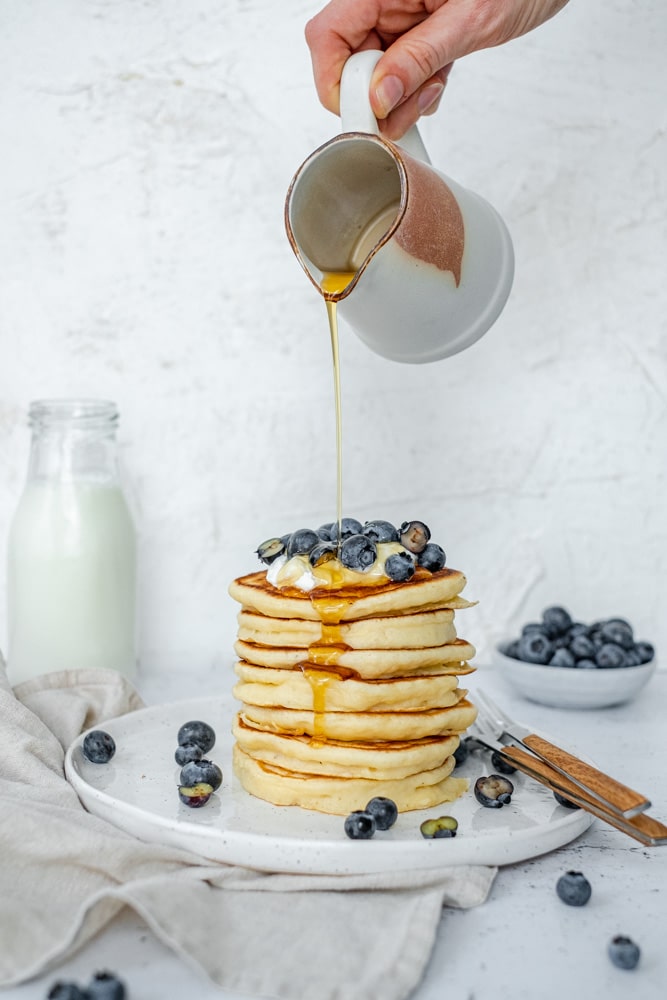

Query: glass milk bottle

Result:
[6,399,137,686]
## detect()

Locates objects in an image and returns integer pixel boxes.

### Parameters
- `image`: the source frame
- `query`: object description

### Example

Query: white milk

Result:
[6,480,137,684]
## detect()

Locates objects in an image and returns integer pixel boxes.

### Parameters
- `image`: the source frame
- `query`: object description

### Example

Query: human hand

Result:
[305,0,570,138]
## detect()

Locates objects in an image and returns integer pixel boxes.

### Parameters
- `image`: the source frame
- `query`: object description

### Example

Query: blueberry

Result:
[339,533,377,572]
[570,634,596,660]
[502,639,520,659]
[624,648,643,666]
[180,758,222,791]
[309,541,336,566]
[608,935,641,970]
[286,528,320,558]
[174,742,203,766]
[87,970,127,1000]
[420,815,458,838]
[556,870,592,906]
[417,542,446,572]
[256,537,286,565]
[82,730,116,764]
[361,519,399,543]
[600,619,634,650]
[576,658,597,670]
[385,550,416,582]
[517,632,554,664]
[399,520,431,554]
[317,522,335,541]
[47,983,89,1000]
[491,750,517,774]
[474,774,514,808]
[344,810,376,839]
[177,720,216,754]
[453,738,471,767]
[550,648,576,668]
[542,606,573,638]
[178,782,214,808]
[567,622,589,639]
[635,641,654,664]
[330,517,363,541]
[553,635,571,650]
[553,790,580,809]
[365,796,398,830]
[521,622,546,636]
[595,643,627,668]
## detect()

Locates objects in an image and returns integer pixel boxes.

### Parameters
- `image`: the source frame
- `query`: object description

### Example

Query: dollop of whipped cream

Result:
[266,542,408,592]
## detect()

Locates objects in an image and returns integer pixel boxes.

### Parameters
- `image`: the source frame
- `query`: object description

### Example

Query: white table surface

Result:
[6,662,666,1000]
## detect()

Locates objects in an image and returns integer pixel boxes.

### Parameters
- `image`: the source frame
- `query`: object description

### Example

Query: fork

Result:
[472,689,650,819]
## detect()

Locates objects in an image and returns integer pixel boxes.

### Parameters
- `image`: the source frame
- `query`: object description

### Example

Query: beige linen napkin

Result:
[0,657,496,1000]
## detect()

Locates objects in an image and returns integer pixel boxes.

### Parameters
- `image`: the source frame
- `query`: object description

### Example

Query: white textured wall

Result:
[1,0,665,673]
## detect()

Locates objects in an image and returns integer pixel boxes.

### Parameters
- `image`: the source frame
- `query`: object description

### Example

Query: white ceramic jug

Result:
[285,51,514,363]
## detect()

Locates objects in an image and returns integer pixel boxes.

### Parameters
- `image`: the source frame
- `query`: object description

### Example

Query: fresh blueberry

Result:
[365,796,398,830]
[608,935,641,970]
[47,983,89,1000]
[361,519,399,543]
[590,631,605,650]
[87,970,127,1000]
[453,738,471,767]
[570,634,596,660]
[174,742,203,766]
[420,815,458,838]
[180,758,222,791]
[542,606,573,638]
[385,551,416,582]
[521,622,546,636]
[556,870,592,906]
[502,640,520,659]
[255,537,286,565]
[635,641,654,664]
[550,648,576,668]
[330,518,363,541]
[82,730,116,764]
[600,619,634,650]
[417,543,446,572]
[518,632,554,664]
[576,658,597,670]
[553,790,580,809]
[309,541,336,566]
[286,528,320,558]
[474,774,514,808]
[624,648,643,666]
[491,750,517,774]
[567,622,589,639]
[399,520,431,554]
[553,635,571,650]
[178,782,214,808]
[339,533,377,572]
[316,522,335,541]
[595,643,627,668]
[177,720,216,754]
[344,810,376,839]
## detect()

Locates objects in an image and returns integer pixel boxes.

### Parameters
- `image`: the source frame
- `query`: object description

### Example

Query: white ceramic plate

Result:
[65,694,593,875]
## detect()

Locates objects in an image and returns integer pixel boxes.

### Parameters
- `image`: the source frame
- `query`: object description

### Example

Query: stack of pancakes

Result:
[228,564,478,815]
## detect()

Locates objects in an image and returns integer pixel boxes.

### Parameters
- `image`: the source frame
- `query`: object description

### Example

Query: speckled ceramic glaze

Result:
[285,51,514,363]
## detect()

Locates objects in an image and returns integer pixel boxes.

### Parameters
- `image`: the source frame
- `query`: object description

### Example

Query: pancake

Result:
[237,607,457,650]
[234,636,476,679]
[229,566,472,623]
[233,744,468,814]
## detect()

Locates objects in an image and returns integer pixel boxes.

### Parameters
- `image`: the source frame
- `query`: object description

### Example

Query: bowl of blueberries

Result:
[495,605,656,709]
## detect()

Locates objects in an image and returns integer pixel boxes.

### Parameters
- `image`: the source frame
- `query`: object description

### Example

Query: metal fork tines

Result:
[472,688,651,820]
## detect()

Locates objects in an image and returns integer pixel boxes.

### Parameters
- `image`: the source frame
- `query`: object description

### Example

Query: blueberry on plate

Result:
[331,517,363,541]
[340,533,377,572]
[453,738,471,767]
[608,935,641,970]
[317,522,335,541]
[570,634,596,660]
[553,790,580,809]
[256,537,286,565]
[47,982,89,1000]
[521,622,546,636]
[576,658,597,670]
[82,730,116,764]
[600,619,634,649]
[556,870,592,906]
[595,643,627,668]
[635,641,655,664]
[174,741,203,766]
[344,810,376,839]
[309,541,336,566]
[417,542,446,572]
[420,815,458,838]
[178,782,214,808]
[517,632,554,664]
[180,758,222,791]
[286,528,320,558]
[550,648,576,668]
[542,605,573,638]
[361,519,399,543]
[567,622,589,639]
[87,970,127,1000]
[177,720,216,754]
[491,750,517,775]
[365,796,398,830]
[474,774,514,808]
[399,520,431,554]
[501,639,520,660]
[385,550,415,582]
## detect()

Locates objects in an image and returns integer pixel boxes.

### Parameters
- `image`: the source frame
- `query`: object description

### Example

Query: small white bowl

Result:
[493,642,657,709]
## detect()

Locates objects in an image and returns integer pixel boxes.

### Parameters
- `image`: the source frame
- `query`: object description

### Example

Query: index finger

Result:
[305,0,385,115]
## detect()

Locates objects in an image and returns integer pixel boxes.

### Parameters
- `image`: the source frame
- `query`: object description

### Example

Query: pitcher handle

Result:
[339,50,431,164]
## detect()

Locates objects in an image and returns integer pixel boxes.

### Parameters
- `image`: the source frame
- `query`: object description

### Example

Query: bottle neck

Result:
[26,399,122,485]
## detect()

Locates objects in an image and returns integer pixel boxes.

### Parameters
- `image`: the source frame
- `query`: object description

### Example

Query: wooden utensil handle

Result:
[521,733,650,817]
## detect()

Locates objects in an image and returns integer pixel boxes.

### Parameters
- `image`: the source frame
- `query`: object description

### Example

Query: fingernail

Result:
[374,75,404,117]
[417,82,444,115]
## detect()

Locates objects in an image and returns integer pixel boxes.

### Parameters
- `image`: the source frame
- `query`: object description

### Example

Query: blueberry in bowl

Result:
[494,606,656,709]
